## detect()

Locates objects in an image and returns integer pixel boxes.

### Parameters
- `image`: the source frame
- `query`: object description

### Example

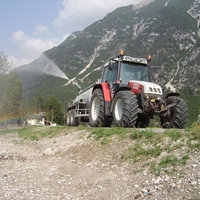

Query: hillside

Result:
[0,126,199,199]
[15,0,200,124]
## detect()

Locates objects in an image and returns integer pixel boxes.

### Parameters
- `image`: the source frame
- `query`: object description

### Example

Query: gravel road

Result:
[0,128,199,200]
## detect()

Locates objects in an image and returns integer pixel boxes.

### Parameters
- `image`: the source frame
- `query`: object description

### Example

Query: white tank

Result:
[73,87,93,107]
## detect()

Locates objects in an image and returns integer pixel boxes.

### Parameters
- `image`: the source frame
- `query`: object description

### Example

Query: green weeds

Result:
[164,130,183,141]
[123,128,198,175]
[150,154,190,176]
[128,144,162,163]
[88,127,127,144]
[0,128,20,135]
[18,126,69,140]
[130,129,156,140]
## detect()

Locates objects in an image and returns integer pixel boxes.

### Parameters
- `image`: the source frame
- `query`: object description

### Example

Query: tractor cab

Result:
[101,51,162,97]
[102,51,150,84]
[101,59,150,85]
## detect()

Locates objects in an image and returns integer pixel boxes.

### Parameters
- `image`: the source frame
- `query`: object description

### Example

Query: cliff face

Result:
[16,0,200,103]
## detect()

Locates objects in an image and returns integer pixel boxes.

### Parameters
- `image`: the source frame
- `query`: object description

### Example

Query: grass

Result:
[88,126,127,144]
[163,130,183,141]
[125,127,199,175]
[128,144,162,163]
[86,126,199,175]
[130,129,157,140]
[0,128,20,135]
[150,154,190,176]
[17,126,69,140]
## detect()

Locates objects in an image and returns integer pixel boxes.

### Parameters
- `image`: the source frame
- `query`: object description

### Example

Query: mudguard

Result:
[93,82,111,101]
[92,82,111,116]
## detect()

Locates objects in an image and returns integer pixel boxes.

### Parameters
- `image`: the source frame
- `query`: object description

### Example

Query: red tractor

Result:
[67,51,188,128]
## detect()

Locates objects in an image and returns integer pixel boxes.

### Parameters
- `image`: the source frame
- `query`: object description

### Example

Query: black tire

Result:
[135,114,150,128]
[113,91,138,127]
[67,111,71,126]
[71,110,75,126]
[74,116,79,126]
[89,88,112,127]
[160,96,188,129]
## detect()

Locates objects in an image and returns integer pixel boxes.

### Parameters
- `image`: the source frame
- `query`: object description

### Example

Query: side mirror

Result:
[108,62,114,70]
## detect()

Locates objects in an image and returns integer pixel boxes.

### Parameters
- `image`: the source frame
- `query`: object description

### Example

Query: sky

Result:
[0,0,142,68]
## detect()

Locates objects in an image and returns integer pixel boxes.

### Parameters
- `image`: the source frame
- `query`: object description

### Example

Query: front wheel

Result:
[160,96,188,129]
[113,91,138,127]
[89,88,112,127]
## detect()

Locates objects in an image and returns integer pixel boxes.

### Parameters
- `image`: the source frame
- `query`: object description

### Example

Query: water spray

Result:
[32,54,82,90]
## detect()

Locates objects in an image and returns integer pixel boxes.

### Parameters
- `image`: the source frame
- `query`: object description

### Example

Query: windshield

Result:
[120,62,149,84]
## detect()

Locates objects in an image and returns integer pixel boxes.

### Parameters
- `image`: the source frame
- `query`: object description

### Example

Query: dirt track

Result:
[0,128,199,200]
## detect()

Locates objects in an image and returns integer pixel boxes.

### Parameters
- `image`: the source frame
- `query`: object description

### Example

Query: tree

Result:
[0,51,23,115]
[1,71,23,115]
[0,51,11,74]
[35,93,44,113]
[45,96,64,125]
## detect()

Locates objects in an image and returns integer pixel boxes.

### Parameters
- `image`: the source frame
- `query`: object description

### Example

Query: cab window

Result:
[102,63,118,84]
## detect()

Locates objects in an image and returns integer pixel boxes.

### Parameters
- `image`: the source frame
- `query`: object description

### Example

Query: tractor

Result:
[67,51,188,128]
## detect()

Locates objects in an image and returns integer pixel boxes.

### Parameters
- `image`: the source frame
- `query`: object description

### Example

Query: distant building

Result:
[26,112,45,126]
[26,112,56,126]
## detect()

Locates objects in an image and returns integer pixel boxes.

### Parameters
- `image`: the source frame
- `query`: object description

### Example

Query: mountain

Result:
[16,0,200,107]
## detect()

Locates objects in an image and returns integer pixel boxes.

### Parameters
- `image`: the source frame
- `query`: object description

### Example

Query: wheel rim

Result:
[114,98,123,121]
[91,96,100,121]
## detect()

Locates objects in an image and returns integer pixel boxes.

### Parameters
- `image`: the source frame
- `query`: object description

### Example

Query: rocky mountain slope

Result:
[16,0,200,104]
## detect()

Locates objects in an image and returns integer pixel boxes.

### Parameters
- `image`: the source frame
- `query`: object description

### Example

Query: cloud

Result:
[32,25,51,37]
[11,30,62,67]
[53,0,142,31]
[12,30,27,41]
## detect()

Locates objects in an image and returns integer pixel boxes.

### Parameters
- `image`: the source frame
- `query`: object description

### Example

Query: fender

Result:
[93,82,111,101]
[114,85,131,95]
[92,82,111,116]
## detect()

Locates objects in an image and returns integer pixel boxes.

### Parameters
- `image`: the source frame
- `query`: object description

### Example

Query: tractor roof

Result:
[103,56,148,67]
[114,56,148,65]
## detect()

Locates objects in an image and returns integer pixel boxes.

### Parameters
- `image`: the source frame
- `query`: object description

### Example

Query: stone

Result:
[191,181,197,185]
[43,148,56,156]
[171,183,176,188]
[134,184,139,188]
[164,176,170,182]
[154,177,162,185]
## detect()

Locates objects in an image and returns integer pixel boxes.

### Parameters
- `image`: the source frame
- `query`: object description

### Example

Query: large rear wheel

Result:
[160,96,188,129]
[113,91,138,127]
[89,88,112,127]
